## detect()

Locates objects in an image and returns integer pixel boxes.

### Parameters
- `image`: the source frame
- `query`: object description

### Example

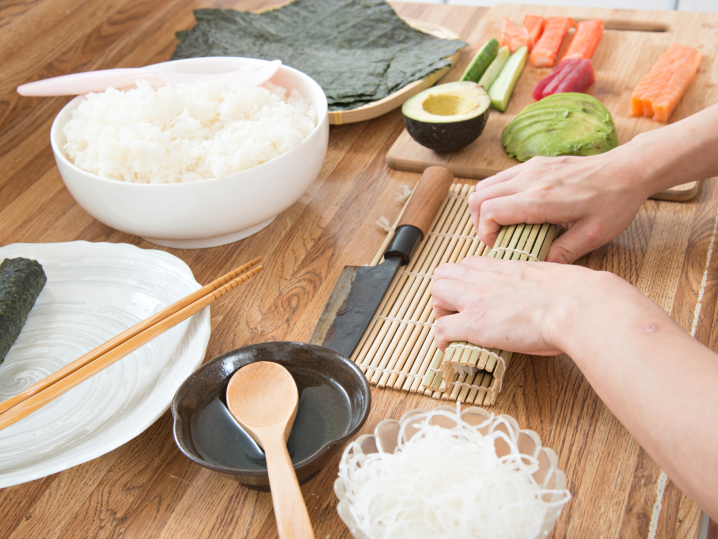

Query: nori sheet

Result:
[0,258,47,364]
[172,0,467,111]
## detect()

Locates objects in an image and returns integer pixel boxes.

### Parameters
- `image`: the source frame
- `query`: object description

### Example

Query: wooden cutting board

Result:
[386,4,718,201]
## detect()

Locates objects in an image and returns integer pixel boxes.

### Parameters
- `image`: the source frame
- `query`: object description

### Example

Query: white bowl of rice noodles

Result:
[335,405,570,539]
[50,57,329,248]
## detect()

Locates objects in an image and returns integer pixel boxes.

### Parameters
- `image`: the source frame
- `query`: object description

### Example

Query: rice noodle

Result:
[338,407,571,539]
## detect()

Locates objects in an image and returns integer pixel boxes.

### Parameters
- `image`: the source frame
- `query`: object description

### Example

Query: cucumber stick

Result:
[460,38,499,83]
[477,46,510,90]
[488,46,528,112]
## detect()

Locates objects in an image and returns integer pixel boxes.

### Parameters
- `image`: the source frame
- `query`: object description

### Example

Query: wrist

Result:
[608,134,669,200]
[545,270,642,356]
[621,120,718,195]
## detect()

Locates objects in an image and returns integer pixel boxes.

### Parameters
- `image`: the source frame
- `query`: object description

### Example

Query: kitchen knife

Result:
[310,166,455,358]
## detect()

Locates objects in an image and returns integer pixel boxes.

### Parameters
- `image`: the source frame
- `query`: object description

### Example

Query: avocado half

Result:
[502,93,618,162]
[402,82,491,153]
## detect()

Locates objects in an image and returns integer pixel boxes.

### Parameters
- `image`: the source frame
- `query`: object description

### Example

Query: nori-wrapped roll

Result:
[0,257,47,364]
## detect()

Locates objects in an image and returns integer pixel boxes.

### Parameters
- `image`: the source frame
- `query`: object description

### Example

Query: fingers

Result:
[431,275,470,314]
[459,255,511,271]
[545,221,606,264]
[473,165,523,192]
[432,305,456,319]
[469,180,522,241]
[477,194,541,247]
[434,312,474,352]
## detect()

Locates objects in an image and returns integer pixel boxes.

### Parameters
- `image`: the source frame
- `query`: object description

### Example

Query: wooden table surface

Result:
[1,1,715,538]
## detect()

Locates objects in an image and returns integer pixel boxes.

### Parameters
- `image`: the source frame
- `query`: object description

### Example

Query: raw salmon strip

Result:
[630,43,702,120]
[530,17,574,67]
[522,15,546,48]
[640,47,693,117]
[562,19,604,60]
[629,44,684,116]
[501,18,531,52]
[653,48,702,122]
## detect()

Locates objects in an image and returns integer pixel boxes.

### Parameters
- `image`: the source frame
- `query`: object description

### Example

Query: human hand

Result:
[469,150,650,264]
[431,256,647,355]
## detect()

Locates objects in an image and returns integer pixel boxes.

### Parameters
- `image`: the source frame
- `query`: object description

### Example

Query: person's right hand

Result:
[469,149,650,264]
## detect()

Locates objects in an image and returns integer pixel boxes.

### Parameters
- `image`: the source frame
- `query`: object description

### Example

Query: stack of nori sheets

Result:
[172,0,467,111]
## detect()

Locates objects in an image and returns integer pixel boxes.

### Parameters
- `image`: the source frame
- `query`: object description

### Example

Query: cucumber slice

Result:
[488,46,528,112]
[477,46,510,90]
[460,38,499,83]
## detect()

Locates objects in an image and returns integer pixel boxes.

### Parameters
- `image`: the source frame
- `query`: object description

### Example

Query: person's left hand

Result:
[431,256,629,355]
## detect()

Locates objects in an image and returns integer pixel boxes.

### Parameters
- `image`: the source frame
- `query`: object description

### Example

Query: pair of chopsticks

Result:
[0,257,264,431]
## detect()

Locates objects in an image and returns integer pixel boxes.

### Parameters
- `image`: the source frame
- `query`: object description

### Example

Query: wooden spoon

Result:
[226,361,314,539]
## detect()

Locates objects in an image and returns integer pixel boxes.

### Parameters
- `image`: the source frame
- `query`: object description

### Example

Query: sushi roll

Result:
[0,257,47,364]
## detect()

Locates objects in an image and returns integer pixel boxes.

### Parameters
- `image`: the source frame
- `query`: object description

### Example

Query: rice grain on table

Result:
[62,80,316,184]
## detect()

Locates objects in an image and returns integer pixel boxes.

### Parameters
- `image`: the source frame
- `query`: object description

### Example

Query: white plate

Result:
[0,242,211,487]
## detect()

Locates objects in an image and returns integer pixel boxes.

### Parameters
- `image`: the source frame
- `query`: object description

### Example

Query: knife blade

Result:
[310,166,455,358]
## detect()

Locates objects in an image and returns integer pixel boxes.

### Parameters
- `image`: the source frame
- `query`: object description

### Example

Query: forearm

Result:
[613,102,718,196]
[554,273,718,518]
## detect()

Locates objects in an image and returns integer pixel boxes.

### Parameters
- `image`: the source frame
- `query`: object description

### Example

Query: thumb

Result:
[544,223,599,264]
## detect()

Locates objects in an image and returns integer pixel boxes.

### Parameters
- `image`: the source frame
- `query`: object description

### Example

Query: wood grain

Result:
[227,362,313,539]
[386,4,716,201]
[0,1,713,538]
[396,166,455,236]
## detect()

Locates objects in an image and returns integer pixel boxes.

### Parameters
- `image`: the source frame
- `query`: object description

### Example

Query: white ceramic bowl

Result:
[50,57,329,249]
[334,405,569,539]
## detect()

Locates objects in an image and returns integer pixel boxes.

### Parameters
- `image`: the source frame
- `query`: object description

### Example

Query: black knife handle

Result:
[384,225,422,266]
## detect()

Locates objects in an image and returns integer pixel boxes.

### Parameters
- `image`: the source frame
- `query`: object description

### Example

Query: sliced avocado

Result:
[488,46,528,112]
[502,93,618,162]
[402,81,492,153]
[478,46,510,90]
[460,39,500,83]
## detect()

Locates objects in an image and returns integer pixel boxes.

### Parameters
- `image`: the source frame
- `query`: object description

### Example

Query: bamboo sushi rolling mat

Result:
[351,183,557,406]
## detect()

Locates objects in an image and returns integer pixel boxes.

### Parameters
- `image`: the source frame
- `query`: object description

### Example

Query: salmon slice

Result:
[630,43,702,119]
[629,48,681,116]
[522,15,545,49]
[630,43,682,115]
[501,18,531,52]
[562,19,604,60]
[529,17,574,67]
[653,47,702,122]
[640,50,689,117]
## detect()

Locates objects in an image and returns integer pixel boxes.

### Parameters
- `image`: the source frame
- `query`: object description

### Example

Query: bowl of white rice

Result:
[50,57,328,248]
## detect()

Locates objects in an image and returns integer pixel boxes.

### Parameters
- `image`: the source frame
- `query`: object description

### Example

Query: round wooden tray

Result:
[327,18,461,125]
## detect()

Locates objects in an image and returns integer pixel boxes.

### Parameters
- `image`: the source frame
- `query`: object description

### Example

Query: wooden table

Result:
[0,1,714,537]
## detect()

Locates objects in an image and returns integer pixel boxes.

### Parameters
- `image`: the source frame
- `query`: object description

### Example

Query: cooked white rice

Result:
[62,80,316,184]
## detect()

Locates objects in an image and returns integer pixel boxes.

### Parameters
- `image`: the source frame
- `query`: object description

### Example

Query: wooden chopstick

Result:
[0,264,264,431]
[0,257,261,418]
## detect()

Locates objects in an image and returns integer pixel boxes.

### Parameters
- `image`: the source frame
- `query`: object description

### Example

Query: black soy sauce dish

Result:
[171,341,371,490]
